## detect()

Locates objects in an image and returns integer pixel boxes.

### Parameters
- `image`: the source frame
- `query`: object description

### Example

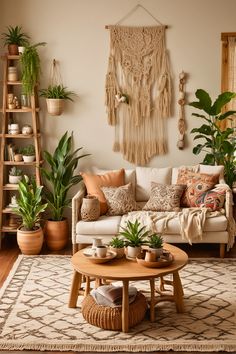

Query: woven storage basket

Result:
[81,291,147,330]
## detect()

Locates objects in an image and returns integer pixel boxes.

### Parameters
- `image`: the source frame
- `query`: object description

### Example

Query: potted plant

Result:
[109,236,125,258]
[119,220,149,259]
[39,84,76,116]
[189,89,236,187]
[20,144,35,162]
[41,131,90,251]
[148,233,163,256]
[1,25,30,55]
[13,177,47,255]
[9,167,23,184]
[20,42,46,96]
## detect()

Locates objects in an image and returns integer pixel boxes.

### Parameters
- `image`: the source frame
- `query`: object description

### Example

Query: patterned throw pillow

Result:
[177,171,219,207]
[194,185,226,210]
[142,183,186,212]
[101,183,140,216]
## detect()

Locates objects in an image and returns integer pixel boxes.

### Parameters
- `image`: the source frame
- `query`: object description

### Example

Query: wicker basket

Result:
[81,291,147,330]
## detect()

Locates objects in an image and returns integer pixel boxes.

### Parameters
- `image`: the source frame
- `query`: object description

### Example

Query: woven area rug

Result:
[0,255,235,352]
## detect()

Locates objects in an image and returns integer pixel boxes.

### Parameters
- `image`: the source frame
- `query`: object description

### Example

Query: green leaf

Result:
[189,89,212,114]
[202,154,216,165]
[218,110,236,120]
[193,144,206,155]
[210,92,236,115]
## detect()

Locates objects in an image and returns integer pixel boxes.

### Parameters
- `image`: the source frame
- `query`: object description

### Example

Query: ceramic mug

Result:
[96,245,107,258]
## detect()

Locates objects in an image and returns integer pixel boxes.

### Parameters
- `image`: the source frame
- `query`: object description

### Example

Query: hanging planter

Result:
[39,59,76,116]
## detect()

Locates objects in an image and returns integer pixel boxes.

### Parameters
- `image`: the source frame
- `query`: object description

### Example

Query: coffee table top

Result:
[72,243,188,281]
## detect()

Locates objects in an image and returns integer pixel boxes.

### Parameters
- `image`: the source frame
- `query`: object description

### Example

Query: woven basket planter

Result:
[81,291,147,330]
[46,98,65,116]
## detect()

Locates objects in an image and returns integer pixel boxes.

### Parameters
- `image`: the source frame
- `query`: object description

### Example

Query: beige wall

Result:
[1,0,236,172]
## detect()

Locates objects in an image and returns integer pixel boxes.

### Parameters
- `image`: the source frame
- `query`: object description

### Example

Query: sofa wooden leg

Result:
[220,243,225,258]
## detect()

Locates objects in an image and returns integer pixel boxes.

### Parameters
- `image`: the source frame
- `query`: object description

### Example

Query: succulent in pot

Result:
[13,177,47,255]
[109,236,125,258]
[39,85,76,116]
[119,220,149,259]
[9,166,23,184]
[20,144,35,162]
[1,25,30,55]
[148,233,163,256]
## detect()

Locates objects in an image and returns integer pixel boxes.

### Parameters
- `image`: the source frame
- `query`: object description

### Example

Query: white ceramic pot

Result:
[127,246,141,259]
[9,175,22,184]
[18,46,25,54]
[22,125,33,134]
[23,155,35,162]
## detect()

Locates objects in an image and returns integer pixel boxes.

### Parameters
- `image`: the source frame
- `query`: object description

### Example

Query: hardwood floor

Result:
[0,235,235,354]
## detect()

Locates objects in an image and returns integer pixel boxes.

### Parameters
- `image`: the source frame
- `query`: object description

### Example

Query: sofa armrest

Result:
[224,186,236,250]
[72,182,86,245]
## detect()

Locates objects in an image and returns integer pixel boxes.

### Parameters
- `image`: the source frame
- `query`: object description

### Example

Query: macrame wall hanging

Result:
[105,4,172,165]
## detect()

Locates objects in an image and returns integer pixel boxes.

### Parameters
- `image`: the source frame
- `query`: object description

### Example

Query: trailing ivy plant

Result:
[20,42,46,95]
[189,89,236,187]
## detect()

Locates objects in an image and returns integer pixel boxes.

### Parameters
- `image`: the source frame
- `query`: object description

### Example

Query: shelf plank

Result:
[2,208,17,214]
[3,160,43,166]
[0,133,40,138]
[1,227,18,233]
[0,108,40,112]
[3,184,19,191]
[7,55,20,60]
[7,81,21,85]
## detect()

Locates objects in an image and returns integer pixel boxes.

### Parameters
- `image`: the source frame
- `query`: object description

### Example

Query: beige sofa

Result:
[72,165,236,257]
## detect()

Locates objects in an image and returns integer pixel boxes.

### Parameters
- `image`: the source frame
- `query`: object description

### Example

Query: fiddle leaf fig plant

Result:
[189,89,236,187]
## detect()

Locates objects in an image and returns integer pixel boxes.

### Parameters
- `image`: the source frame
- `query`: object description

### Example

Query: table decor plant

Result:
[9,166,23,184]
[109,236,125,258]
[119,220,149,258]
[148,233,163,256]
[20,144,35,162]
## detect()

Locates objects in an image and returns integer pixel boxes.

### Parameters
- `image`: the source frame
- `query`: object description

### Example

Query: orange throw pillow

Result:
[177,170,219,207]
[80,169,125,215]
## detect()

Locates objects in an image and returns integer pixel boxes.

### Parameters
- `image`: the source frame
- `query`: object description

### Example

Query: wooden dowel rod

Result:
[105,24,168,29]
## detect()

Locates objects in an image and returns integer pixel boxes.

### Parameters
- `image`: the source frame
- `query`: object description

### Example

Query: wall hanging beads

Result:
[105,25,172,165]
[177,71,187,150]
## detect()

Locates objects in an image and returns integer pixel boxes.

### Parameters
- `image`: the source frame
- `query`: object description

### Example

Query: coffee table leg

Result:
[85,276,90,296]
[173,271,184,313]
[68,271,82,308]
[122,280,129,332]
[149,278,156,322]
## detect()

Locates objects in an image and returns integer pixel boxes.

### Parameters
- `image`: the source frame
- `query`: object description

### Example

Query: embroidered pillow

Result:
[101,183,140,216]
[177,171,219,207]
[194,185,226,210]
[80,169,125,215]
[142,183,186,212]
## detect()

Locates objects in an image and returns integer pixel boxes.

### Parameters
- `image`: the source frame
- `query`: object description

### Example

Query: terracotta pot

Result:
[109,246,124,259]
[8,44,19,55]
[45,218,69,251]
[46,98,65,116]
[17,226,44,255]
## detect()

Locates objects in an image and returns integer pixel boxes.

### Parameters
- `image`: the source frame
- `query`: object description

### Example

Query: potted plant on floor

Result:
[41,131,90,251]
[109,236,125,258]
[119,220,149,259]
[39,84,76,116]
[20,42,46,96]
[13,177,48,255]
[189,89,236,187]
[20,144,35,162]
[1,25,30,55]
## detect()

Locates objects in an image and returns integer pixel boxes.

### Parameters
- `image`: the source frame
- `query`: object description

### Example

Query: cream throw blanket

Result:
[120,208,221,245]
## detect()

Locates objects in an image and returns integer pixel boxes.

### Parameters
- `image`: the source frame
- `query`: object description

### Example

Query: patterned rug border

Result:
[0,255,236,352]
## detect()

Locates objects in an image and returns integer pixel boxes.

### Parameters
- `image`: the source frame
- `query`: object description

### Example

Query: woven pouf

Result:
[81,291,147,330]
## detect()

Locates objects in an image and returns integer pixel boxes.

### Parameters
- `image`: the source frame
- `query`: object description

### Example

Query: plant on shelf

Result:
[189,89,236,188]
[39,84,76,116]
[1,25,30,55]
[9,166,23,184]
[109,236,125,258]
[20,144,35,162]
[40,131,90,250]
[119,220,149,258]
[20,42,46,96]
[13,177,47,255]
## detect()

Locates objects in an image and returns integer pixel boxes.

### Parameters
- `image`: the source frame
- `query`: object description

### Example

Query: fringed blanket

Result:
[120,209,221,245]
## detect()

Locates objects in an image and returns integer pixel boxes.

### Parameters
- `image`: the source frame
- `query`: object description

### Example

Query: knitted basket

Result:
[81,291,147,330]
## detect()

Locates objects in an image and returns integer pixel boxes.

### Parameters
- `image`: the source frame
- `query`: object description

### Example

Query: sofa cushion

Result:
[80,169,125,215]
[194,185,227,211]
[171,165,199,184]
[136,167,172,201]
[199,164,224,183]
[76,215,121,235]
[177,171,219,207]
[143,183,185,212]
[101,183,140,216]
[93,167,136,189]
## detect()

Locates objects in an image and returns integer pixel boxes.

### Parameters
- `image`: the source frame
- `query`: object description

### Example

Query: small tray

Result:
[136,251,174,268]
[83,248,117,264]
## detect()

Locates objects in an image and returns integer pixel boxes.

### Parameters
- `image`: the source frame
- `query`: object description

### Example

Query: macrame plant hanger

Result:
[46,59,65,116]
[105,4,171,165]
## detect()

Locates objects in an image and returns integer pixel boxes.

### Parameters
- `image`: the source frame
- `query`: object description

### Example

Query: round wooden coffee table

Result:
[68,243,188,332]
